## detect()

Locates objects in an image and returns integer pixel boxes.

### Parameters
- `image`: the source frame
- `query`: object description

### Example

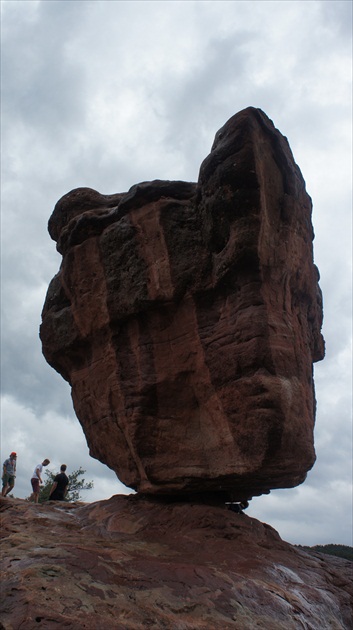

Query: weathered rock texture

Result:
[1,496,351,630]
[40,107,324,499]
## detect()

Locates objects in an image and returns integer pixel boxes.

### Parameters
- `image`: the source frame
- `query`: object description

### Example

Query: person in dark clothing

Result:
[2,452,17,497]
[227,500,249,514]
[49,464,69,501]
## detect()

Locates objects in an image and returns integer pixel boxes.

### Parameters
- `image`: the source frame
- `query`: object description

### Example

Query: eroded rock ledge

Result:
[1,496,351,630]
[40,107,324,499]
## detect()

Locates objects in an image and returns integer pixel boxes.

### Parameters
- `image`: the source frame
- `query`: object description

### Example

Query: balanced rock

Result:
[40,107,325,499]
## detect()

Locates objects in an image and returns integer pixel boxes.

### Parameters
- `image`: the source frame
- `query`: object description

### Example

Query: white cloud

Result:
[249,477,352,547]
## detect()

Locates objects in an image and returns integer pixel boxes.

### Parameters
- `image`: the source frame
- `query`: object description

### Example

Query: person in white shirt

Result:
[29,458,50,503]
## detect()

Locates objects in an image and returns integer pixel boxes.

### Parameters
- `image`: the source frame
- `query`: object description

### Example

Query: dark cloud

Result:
[320,0,353,40]
[1,2,87,141]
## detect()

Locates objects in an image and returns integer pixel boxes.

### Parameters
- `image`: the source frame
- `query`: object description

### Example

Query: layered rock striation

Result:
[40,107,324,499]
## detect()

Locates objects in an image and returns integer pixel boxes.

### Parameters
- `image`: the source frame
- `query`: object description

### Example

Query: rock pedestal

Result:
[1,497,351,630]
[40,107,324,499]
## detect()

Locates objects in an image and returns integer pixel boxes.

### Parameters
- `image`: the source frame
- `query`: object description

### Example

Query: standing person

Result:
[2,452,17,497]
[30,458,50,503]
[49,464,69,501]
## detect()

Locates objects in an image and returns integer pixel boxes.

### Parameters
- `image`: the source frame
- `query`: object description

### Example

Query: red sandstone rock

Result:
[40,107,324,499]
[0,496,351,630]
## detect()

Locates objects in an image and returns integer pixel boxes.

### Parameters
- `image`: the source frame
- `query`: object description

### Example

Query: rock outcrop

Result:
[40,107,324,499]
[1,496,351,629]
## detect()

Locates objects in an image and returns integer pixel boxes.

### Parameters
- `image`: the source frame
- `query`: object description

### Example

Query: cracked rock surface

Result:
[1,496,351,630]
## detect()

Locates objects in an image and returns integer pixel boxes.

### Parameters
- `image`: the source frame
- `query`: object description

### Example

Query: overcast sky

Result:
[1,0,352,547]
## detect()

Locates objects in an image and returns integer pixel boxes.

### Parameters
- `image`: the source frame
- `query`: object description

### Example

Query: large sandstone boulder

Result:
[40,107,324,499]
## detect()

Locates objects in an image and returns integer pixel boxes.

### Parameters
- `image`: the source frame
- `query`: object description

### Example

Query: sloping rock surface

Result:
[1,496,351,630]
[40,107,324,498]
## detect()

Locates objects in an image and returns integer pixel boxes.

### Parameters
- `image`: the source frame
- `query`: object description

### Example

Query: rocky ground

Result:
[1,494,352,629]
